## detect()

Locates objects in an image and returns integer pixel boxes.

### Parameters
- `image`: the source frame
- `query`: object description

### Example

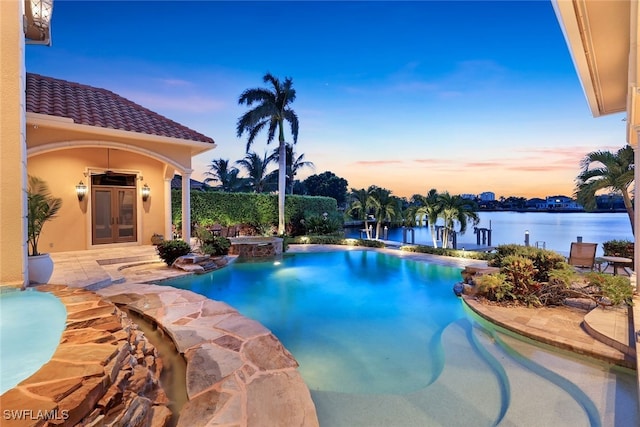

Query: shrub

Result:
[202,237,231,256]
[603,239,634,258]
[400,245,493,261]
[475,273,512,302]
[287,235,386,248]
[303,212,344,236]
[501,255,537,295]
[584,272,634,306]
[489,244,567,282]
[603,239,634,269]
[157,240,191,266]
[194,227,231,256]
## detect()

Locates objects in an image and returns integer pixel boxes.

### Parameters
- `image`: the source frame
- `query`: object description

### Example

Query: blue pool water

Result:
[0,289,67,394]
[161,250,638,426]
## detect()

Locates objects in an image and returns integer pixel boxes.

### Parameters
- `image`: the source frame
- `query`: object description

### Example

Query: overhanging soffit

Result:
[552,0,630,117]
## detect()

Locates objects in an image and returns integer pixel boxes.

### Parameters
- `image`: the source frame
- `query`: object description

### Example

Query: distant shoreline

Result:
[476,209,628,213]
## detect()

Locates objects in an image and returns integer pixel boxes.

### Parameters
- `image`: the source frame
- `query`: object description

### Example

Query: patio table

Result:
[600,256,633,276]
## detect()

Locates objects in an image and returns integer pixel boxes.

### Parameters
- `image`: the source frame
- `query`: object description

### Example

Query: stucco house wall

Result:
[28,148,169,252]
[0,0,28,286]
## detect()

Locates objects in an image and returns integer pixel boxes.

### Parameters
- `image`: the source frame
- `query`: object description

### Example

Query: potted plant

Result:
[27,175,62,284]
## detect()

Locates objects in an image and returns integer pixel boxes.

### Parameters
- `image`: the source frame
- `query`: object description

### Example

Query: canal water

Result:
[345,211,632,256]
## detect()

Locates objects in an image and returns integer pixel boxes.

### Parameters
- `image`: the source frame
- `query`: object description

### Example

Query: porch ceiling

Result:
[552,0,630,117]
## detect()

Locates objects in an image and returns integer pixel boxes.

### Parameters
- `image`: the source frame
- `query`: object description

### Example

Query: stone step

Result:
[583,305,635,358]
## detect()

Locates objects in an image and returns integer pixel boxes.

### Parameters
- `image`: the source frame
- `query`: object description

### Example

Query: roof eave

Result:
[552,0,629,118]
[27,112,217,154]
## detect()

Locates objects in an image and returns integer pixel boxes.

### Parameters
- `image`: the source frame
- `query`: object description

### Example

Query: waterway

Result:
[345,211,632,256]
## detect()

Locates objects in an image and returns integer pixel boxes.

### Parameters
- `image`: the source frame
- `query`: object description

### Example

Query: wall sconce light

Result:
[141,183,150,202]
[75,181,87,201]
[24,0,54,45]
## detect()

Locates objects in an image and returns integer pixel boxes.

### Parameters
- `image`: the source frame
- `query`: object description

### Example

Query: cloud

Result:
[122,91,227,114]
[154,78,193,87]
[352,160,406,166]
[413,159,451,165]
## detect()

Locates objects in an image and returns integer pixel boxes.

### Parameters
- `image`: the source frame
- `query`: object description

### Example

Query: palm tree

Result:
[368,186,399,239]
[348,187,373,239]
[437,192,479,249]
[269,143,315,194]
[237,73,299,234]
[413,189,441,248]
[236,151,276,193]
[575,144,634,234]
[204,158,245,192]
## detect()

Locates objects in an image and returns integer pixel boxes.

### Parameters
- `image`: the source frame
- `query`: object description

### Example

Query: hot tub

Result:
[228,236,283,258]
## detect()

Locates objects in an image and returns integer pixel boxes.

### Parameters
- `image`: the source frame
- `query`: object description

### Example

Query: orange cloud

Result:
[352,160,406,166]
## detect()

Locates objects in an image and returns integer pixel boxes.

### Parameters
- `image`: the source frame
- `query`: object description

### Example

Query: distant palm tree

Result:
[368,186,399,240]
[269,143,315,194]
[413,188,441,248]
[348,187,373,239]
[575,144,634,234]
[437,192,479,249]
[236,151,276,193]
[237,73,299,234]
[204,158,245,192]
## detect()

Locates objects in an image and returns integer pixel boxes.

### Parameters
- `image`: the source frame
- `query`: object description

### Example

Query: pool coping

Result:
[95,282,319,427]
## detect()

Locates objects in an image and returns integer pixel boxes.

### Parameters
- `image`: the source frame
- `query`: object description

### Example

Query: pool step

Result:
[583,305,636,358]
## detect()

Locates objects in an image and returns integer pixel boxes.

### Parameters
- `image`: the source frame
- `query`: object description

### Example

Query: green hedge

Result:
[172,190,338,229]
[399,245,493,260]
[287,235,386,248]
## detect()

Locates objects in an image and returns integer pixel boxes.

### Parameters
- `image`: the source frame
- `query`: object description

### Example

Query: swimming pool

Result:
[161,250,638,426]
[0,288,67,394]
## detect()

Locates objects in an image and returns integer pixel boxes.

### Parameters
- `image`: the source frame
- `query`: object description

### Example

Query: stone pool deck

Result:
[3,243,639,426]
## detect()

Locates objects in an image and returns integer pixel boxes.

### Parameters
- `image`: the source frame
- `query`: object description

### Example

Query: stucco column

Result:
[0,0,28,287]
[633,138,640,292]
[181,171,192,243]
[164,177,172,240]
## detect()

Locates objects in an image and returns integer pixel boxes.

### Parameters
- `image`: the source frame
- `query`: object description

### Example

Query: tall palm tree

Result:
[235,151,276,193]
[437,192,479,249]
[348,187,373,239]
[413,189,441,248]
[237,73,299,234]
[269,143,315,194]
[575,144,634,234]
[368,186,399,240]
[204,158,245,192]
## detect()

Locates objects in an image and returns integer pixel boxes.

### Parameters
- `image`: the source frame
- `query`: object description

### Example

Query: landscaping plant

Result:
[157,240,191,266]
[27,175,62,256]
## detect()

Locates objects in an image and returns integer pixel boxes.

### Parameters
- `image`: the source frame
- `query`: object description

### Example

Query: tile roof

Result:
[171,174,208,191]
[25,73,215,144]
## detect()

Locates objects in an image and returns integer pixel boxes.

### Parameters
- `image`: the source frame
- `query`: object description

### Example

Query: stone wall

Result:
[228,237,283,259]
[0,285,171,427]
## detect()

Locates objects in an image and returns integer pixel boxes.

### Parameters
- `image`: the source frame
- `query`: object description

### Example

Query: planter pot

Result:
[28,254,54,285]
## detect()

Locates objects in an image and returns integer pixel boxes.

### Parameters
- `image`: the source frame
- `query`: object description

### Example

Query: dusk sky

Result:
[26,1,626,199]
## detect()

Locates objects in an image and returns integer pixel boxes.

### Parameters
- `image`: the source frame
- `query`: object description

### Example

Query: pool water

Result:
[0,288,67,394]
[161,250,638,426]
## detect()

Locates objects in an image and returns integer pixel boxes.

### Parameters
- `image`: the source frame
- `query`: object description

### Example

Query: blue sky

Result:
[26,0,626,199]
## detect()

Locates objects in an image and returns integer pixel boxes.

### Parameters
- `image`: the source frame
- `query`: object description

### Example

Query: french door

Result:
[91,174,137,244]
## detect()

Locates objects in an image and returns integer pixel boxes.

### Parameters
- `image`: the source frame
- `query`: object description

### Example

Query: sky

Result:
[25,0,627,199]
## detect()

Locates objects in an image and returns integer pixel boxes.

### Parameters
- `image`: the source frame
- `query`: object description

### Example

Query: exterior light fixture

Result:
[141,184,150,202]
[24,0,53,45]
[75,181,87,201]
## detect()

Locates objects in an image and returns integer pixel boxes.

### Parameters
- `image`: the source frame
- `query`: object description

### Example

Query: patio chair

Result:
[567,242,597,270]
